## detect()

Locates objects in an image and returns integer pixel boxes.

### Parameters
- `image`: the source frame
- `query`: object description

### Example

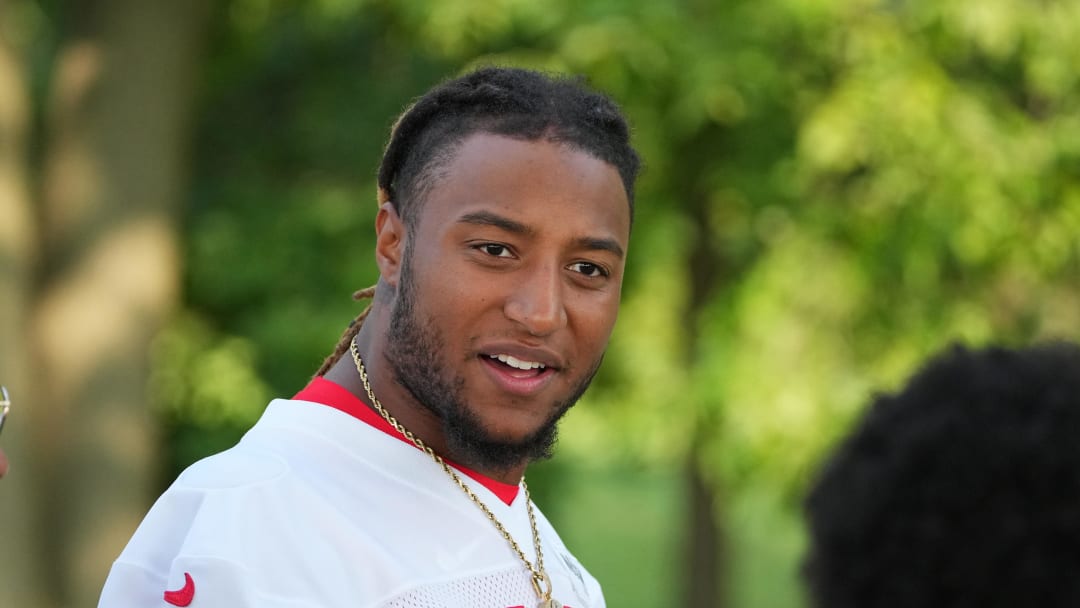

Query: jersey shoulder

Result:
[173,439,290,491]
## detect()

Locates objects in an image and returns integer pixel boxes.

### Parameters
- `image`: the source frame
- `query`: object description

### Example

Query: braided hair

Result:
[316,67,641,375]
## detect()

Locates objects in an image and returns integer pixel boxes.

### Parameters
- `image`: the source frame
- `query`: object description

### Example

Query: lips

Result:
[477,344,563,396]
[479,343,564,370]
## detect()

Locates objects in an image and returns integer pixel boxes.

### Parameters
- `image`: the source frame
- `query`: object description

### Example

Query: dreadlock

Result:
[315,285,376,376]
[316,66,641,375]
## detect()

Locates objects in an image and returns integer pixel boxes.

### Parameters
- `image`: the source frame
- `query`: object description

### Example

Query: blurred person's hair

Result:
[803,341,1080,608]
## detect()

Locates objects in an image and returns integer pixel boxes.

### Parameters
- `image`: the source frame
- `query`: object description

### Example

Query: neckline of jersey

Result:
[294,376,521,506]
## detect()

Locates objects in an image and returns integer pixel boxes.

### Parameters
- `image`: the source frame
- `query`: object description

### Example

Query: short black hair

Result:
[803,342,1080,608]
[376,66,640,227]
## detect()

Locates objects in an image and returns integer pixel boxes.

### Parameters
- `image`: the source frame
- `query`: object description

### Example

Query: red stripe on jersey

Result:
[294,377,521,506]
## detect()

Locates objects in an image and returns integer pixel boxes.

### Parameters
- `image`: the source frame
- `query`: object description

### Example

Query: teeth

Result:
[489,354,546,370]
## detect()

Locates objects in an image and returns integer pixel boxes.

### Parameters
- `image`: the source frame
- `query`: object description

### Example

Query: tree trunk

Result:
[23,1,208,605]
[682,445,724,607]
[680,181,726,607]
[0,12,49,607]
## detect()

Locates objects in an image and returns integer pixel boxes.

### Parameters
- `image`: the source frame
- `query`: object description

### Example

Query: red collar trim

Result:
[294,376,521,506]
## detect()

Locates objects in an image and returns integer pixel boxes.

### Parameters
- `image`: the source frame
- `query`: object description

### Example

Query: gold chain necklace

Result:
[349,341,562,608]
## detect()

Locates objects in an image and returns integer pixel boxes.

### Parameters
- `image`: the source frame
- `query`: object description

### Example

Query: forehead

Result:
[416,133,631,243]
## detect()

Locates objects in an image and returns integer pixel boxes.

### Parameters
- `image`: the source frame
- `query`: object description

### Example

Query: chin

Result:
[444,413,560,471]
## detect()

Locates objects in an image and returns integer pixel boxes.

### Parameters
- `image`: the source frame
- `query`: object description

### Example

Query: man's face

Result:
[384,133,631,471]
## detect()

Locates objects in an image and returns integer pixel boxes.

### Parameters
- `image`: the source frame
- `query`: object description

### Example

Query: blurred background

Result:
[1,0,1078,606]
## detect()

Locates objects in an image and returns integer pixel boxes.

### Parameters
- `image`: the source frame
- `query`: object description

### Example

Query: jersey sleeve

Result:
[99,556,318,608]
[98,560,167,607]
[97,447,296,608]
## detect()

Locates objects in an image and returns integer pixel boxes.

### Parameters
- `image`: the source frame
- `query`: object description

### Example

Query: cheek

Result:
[572,295,621,348]
[424,257,506,309]
[412,252,468,301]
[414,270,498,345]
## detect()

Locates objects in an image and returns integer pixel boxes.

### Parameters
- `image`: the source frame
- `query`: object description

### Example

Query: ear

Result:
[375,202,406,287]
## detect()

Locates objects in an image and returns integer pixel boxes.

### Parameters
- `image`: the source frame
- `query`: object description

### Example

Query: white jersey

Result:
[99,378,604,608]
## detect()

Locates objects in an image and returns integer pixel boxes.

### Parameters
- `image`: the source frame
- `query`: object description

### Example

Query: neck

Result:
[323,321,528,485]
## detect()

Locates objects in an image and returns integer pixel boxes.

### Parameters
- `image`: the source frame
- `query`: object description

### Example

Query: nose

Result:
[503,263,568,337]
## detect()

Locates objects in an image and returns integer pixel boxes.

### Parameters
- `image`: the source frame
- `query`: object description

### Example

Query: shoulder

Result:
[112,442,294,565]
[100,438,296,606]
[172,395,370,491]
[173,441,289,491]
[109,403,316,569]
[101,398,420,607]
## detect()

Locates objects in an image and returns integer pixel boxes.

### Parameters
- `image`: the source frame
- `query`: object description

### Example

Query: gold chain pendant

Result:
[539,599,562,608]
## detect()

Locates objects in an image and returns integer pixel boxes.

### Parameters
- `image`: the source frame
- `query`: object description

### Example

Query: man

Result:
[99,67,640,608]
[803,342,1080,608]
[0,448,7,478]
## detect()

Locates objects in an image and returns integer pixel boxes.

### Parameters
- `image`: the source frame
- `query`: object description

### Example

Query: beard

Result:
[384,251,602,473]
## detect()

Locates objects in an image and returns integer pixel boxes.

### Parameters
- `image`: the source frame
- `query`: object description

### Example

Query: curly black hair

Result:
[803,342,1080,608]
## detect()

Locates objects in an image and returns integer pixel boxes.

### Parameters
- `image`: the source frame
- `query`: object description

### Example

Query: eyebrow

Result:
[572,236,625,259]
[459,211,532,236]
[458,210,625,259]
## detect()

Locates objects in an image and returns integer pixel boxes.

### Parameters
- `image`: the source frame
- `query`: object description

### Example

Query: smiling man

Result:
[99,67,640,608]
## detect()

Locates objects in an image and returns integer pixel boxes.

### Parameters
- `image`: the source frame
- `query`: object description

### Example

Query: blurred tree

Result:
[151,0,459,477]
[149,1,1080,607]
[0,4,43,606]
[33,0,1076,607]
[0,1,209,606]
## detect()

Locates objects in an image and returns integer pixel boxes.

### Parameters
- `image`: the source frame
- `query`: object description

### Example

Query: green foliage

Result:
[551,464,683,608]
[151,314,270,428]
[150,314,270,476]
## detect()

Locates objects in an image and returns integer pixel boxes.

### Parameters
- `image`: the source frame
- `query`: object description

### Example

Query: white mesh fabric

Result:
[379,567,536,607]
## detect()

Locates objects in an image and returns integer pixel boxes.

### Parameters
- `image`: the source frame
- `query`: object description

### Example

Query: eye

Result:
[478,243,513,258]
[569,262,608,278]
